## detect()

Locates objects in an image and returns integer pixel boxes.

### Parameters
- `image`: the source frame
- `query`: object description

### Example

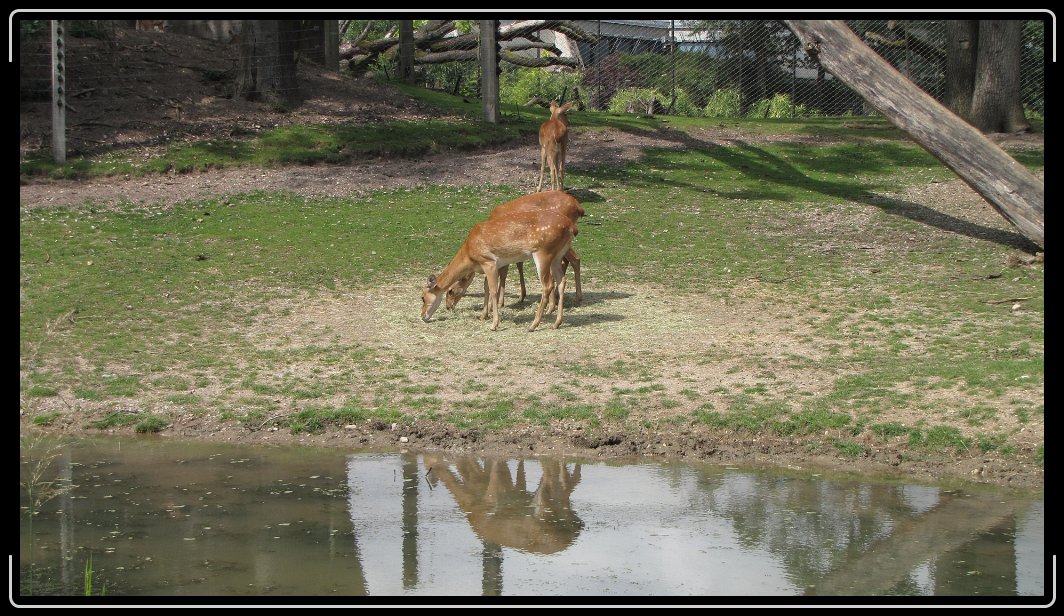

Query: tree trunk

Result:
[236,20,301,109]
[479,20,500,124]
[944,20,978,119]
[970,20,1030,133]
[785,20,1043,247]
[399,20,415,83]
[324,20,339,73]
[298,20,326,66]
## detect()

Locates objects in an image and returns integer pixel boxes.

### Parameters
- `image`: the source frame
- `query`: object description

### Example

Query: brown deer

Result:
[537,100,575,192]
[422,209,577,331]
[446,191,584,316]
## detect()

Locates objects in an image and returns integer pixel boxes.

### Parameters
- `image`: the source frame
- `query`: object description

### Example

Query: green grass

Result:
[522,402,600,427]
[135,415,169,433]
[452,398,516,431]
[908,425,972,452]
[20,86,1043,468]
[26,385,59,398]
[32,412,63,426]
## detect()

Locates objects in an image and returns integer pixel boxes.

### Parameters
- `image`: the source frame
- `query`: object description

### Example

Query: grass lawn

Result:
[19,86,1044,472]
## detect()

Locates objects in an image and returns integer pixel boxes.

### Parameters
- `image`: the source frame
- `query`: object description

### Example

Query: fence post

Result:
[479,20,500,124]
[668,20,676,114]
[791,36,798,118]
[737,21,745,114]
[51,20,66,164]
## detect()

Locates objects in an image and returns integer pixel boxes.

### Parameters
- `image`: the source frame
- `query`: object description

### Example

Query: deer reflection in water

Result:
[423,454,584,554]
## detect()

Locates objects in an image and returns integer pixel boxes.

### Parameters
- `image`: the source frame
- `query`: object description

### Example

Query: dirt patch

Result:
[21,274,1044,491]
[19,27,1043,491]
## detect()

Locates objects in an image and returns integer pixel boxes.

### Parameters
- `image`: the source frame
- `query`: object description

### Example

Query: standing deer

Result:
[422,210,577,331]
[446,191,584,315]
[537,100,575,192]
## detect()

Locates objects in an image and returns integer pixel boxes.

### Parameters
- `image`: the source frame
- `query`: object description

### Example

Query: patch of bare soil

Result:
[19,27,1043,491]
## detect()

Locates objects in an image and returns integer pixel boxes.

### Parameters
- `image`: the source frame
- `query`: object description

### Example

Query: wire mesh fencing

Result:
[18,18,1046,125]
[500,18,1046,121]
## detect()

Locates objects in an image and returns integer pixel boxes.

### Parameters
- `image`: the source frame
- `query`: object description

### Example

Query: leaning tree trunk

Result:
[785,20,1043,247]
[970,20,1030,134]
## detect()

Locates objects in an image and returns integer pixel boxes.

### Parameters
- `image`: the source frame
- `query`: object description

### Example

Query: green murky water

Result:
[18,436,1046,602]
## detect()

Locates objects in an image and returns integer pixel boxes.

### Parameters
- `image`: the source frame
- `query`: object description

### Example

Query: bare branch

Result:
[500,50,582,68]
[351,20,374,46]
[505,41,563,55]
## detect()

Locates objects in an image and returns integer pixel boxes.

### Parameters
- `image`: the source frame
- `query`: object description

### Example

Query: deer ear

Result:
[560,102,575,112]
[426,275,437,289]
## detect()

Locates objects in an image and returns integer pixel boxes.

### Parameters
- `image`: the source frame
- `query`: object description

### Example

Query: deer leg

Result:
[565,247,581,303]
[481,265,508,319]
[528,255,552,332]
[483,263,502,331]
[549,146,561,192]
[537,146,547,193]
[558,140,568,191]
[517,262,527,303]
[498,264,509,310]
[552,256,566,329]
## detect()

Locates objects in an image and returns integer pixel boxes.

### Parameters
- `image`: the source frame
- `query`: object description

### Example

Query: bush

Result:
[746,92,807,119]
[617,51,721,110]
[420,61,481,100]
[608,87,661,115]
[665,87,702,117]
[704,88,743,118]
[500,66,582,107]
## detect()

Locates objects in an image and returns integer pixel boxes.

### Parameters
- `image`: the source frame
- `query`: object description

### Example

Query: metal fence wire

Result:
[493,19,1045,120]
[18,18,1046,123]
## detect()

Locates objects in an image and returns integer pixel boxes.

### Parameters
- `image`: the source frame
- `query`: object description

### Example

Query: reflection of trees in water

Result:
[423,454,584,555]
[684,472,902,583]
[684,470,1031,595]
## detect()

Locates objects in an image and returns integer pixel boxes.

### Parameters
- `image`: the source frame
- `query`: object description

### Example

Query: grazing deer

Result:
[537,100,575,192]
[422,210,577,331]
[446,191,584,316]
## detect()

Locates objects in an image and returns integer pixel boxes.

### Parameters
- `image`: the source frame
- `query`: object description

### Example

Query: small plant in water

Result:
[84,553,106,596]
[20,434,77,595]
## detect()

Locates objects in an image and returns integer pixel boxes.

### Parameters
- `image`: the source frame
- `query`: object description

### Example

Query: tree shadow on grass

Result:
[585,125,1042,253]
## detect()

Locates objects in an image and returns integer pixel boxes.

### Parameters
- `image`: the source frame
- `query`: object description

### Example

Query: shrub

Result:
[704,88,743,118]
[500,66,582,107]
[746,92,807,119]
[665,87,702,117]
[608,87,661,114]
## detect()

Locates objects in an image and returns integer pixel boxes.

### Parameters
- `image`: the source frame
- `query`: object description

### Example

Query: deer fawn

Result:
[422,210,577,331]
[537,100,575,193]
[446,191,584,316]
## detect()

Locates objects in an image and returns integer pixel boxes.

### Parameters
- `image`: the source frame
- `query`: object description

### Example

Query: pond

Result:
[18,436,1046,603]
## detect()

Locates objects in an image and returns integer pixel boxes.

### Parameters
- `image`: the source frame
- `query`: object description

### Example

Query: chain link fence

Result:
[18,18,1046,123]
[500,19,1045,121]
